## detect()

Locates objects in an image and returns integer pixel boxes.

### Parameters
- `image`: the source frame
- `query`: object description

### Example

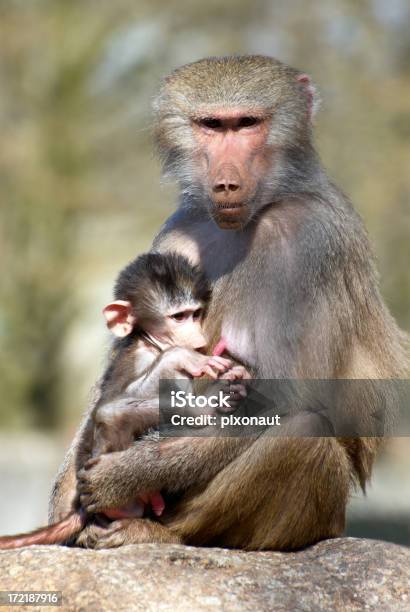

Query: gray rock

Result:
[0,538,408,611]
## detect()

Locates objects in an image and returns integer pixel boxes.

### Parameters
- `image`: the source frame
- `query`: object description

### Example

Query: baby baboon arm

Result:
[93,398,160,455]
[78,436,252,513]
[77,408,330,515]
[127,346,232,398]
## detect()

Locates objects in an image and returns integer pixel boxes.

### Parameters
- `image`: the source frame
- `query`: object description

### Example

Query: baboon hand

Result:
[77,447,160,514]
[166,346,232,379]
[75,522,110,549]
[220,365,252,381]
[77,454,135,514]
[218,365,251,411]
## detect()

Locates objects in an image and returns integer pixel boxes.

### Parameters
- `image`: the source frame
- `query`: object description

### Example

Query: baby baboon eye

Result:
[171,311,187,322]
[193,308,202,320]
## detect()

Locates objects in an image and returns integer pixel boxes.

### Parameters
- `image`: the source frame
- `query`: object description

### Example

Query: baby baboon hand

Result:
[167,347,232,379]
[218,365,251,412]
[221,365,252,381]
[188,355,233,379]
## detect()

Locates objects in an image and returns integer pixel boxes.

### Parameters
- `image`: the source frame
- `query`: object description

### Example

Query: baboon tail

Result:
[0,511,84,549]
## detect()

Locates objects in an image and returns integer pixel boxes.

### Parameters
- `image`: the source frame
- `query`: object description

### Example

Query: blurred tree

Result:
[0,0,408,430]
[0,2,115,427]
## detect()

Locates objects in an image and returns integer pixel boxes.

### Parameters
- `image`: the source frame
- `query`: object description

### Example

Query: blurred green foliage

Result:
[0,0,409,430]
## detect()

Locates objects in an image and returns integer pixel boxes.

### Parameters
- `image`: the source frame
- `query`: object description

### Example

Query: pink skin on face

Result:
[191,110,272,228]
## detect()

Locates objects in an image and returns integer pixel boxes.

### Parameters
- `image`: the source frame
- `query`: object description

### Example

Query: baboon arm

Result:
[78,436,253,513]
[78,409,337,514]
[78,433,355,551]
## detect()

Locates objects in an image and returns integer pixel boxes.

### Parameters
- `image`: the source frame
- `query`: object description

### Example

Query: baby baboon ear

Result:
[103,300,136,337]
[296,73,321,119]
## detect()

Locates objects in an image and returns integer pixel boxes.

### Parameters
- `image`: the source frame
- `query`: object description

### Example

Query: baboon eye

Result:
[199,118,222,129]
[171,311,186,322]
[238,116,261,128]
[193,308,202,320]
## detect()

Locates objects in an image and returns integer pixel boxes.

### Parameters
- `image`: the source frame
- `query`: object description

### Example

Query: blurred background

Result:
[0,0,409,543]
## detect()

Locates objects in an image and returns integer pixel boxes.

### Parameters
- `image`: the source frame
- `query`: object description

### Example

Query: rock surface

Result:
[0,538,408,611]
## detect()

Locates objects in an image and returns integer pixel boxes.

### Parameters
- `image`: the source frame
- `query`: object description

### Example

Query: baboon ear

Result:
[296,73,321,119]
[103,300,136,337]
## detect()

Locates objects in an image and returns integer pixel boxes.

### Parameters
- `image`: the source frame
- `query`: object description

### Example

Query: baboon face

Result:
[154,56,316,230]
[190,110,272,229]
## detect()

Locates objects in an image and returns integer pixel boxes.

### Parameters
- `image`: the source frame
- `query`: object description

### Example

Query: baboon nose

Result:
[213,180,241,194]
[212,165,243,195]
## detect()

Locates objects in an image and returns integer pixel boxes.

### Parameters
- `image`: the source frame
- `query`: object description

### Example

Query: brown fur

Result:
[0,252,227,549]
[50,56,408,551]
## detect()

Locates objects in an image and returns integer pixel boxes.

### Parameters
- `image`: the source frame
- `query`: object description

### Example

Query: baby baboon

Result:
[0,252,246,548]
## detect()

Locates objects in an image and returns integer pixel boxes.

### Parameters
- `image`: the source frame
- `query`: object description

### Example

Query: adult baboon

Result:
[51,56,408,551]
